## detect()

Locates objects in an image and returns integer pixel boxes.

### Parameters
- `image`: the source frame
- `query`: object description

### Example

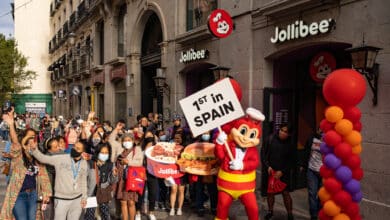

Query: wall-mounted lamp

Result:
[126,73,135,87]
[153,68,171,103]
[210,66,231,81]
[345,44,382,106]
[68,32,76,46]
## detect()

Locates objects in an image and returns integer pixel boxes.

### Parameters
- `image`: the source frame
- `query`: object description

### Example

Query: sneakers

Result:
[176,208,182,216]
[149,213,156,220]
[135,213,141,220]
[169,209,175,216]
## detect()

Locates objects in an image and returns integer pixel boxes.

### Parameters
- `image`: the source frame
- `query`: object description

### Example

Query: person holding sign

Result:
[215,108,265,220]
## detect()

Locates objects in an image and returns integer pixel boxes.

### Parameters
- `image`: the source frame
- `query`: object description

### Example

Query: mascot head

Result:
[228,108,265,148]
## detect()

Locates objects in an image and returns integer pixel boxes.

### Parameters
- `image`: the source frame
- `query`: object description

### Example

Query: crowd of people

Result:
[0,109,219,220]
[0,107,324,220]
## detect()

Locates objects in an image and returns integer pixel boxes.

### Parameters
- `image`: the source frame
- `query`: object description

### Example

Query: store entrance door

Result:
[261,87,301,191]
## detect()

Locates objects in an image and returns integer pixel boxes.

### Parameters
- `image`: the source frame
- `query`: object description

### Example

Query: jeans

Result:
[12,191,38,220]
[307,169,322,218]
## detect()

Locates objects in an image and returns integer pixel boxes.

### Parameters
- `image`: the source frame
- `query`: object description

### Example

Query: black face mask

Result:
[70,148,82,158]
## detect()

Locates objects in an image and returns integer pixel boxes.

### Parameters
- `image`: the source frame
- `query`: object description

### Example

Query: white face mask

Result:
[92,138,101,146]
[202,134,210,141]
[159,135,167,141]
[123,141,133,149]
[98,153,109,162]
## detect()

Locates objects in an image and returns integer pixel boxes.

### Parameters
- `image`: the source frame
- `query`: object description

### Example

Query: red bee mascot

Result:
[215,107,265,220]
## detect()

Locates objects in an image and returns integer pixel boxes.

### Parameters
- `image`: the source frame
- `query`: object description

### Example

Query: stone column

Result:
[127,53,141,125]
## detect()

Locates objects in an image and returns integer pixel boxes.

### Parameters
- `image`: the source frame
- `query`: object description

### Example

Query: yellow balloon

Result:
[335,119,353,136]
[325,106,344,123]
[323,200,341,217]
[344,130,362,146]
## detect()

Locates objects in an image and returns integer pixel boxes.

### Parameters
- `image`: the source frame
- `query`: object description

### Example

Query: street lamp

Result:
[153,68,171,122]
[210,66,231,81]
[345,44,382,105]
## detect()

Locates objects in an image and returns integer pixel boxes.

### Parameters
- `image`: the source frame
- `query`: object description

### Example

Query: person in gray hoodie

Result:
[30,140,88,220]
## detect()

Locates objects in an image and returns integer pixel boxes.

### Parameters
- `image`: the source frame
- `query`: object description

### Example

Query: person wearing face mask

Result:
[109,120,127,163]
[189,131,218,217]
[84,143,118,220]
[114,133,144,220]
[30,139,88,220]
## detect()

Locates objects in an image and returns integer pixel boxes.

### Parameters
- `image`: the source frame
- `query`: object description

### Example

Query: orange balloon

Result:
[323,200,341,217]
[318,187,331,203]
[334,213,351,220]
[344,130,362,146]
[335,119,353,136]
[325,106,344,123]
[352,144,362,154]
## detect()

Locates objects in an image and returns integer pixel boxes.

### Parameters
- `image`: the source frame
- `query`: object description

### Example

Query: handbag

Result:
[95,163,113,204]
[267,170,287,194]
[125,166,146,195]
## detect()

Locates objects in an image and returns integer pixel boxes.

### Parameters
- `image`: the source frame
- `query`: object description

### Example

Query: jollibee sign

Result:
[208,9,233,38]
[271,18,335,43]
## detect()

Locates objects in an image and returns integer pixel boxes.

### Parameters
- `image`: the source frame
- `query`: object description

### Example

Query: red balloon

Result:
[318,209,332,220]
[320,165,334,178]
[324,177,342,194]
[324,130,342,147]
[344,107,362,123]
[352,167,364,180]
[323,69,367,108]
[229,79,242,101]
[345,155,361,169]
[344,202,360,218]
[333,190,352,208]
[351,215,362,220]
[320,119,334,133]
[353,121,362,132]
[334,142,353,161]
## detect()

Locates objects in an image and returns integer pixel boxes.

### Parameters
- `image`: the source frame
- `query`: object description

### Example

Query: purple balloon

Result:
[352,191,363,202]
[324,153,341,170]
[335,166,353,183]
[345,179,361,194]
[320,142,333,154]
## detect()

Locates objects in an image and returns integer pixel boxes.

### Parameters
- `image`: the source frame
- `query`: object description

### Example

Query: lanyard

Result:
[71,158,81,180]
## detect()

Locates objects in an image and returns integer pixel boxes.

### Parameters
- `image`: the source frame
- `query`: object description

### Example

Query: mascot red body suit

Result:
[215,107,265,220]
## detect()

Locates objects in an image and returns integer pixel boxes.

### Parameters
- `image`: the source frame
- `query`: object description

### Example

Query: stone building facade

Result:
[48,0,389,218]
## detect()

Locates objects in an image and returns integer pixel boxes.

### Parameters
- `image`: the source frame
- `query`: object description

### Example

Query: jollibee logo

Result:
[208,9,233,38]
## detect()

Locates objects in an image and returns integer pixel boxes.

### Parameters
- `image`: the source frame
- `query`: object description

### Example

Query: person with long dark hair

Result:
[0,108,52,220]
[263,123,295,220]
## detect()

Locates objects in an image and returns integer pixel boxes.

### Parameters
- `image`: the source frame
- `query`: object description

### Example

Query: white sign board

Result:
[179,78,244,137]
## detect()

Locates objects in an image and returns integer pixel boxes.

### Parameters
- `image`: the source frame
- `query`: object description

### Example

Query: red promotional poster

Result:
[309,51,337,83]
[208,9,233,38]
[145,142,184,178]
